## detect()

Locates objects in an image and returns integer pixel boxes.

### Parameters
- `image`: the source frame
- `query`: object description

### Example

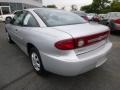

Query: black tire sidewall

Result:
[29,48,45,74]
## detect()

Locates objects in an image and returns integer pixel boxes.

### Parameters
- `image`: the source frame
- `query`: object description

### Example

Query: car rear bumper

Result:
[41,41,112,76]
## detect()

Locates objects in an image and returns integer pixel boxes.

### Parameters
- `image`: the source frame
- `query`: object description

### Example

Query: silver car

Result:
[102,12,120,31]
[72,11,89,21]
[5,8,112,76]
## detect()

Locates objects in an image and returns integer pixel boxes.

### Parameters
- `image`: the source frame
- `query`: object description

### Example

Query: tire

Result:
[5,17,12,24]
[7,33,14,44]
[29,47,46,75]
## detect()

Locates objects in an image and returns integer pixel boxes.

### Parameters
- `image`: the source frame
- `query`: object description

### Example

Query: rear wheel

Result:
[29,47,46,75]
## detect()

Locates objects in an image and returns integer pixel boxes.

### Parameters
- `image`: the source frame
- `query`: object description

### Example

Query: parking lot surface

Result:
[0,22,120,90]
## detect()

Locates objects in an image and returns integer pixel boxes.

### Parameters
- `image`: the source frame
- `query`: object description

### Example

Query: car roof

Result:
[25,8,63,12]
[12,8,56,13]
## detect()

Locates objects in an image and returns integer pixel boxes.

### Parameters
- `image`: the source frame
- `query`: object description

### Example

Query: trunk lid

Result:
[52,23,109,55]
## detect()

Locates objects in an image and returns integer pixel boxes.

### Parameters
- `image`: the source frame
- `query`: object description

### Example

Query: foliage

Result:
[81,5,92,13]
[47,5,57,8]
[71,5,78,11]
[81,0,111,14]
[111,0,120,12]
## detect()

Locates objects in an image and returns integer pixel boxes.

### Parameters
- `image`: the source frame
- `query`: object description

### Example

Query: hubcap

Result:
[31,52,40,71]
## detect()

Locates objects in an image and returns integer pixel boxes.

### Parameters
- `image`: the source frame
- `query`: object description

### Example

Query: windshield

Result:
[34,9,87,27]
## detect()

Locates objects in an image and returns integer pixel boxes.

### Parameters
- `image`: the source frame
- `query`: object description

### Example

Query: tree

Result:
[81,0,111,13]
[100,5,111,13]
[111,0,120,12]
[47,5,57,8]
[81,5,92,13]
[71,5,78,11]
[91,0,111,13]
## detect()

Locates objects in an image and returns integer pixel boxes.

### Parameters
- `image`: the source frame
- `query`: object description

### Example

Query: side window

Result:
[11,11,26,26]
[23,13,39,27]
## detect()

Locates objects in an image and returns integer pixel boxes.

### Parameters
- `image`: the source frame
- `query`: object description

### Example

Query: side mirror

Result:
[5,17,12,24]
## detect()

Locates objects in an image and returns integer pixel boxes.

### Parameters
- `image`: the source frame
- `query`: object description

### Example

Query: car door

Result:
[6,11,23,42]
[14,12,40,53]
[9,11,27,48]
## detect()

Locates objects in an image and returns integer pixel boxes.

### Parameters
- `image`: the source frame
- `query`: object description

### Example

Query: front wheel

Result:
[29,48,46,75]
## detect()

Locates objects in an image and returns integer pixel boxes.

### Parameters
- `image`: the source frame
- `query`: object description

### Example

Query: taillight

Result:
[55,39,75,50]
[113,19,120,24]
[55,31,109,50]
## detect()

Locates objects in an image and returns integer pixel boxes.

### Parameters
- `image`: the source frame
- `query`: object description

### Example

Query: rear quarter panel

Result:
[21,27,74,56]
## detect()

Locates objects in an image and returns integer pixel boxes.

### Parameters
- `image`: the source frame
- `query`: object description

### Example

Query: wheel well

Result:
[27,43,36,55]
[6,17,12,19]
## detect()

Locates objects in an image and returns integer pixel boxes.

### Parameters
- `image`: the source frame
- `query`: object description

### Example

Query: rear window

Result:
[34,9,87,27]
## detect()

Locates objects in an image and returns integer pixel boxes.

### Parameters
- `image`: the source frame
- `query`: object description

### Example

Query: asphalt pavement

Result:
[0,22,120,90]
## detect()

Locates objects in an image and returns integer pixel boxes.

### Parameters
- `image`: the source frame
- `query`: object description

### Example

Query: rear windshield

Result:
[34,9,87,27]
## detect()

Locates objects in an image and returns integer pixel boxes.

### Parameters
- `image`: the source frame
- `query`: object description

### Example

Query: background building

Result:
[0,0,42,13]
